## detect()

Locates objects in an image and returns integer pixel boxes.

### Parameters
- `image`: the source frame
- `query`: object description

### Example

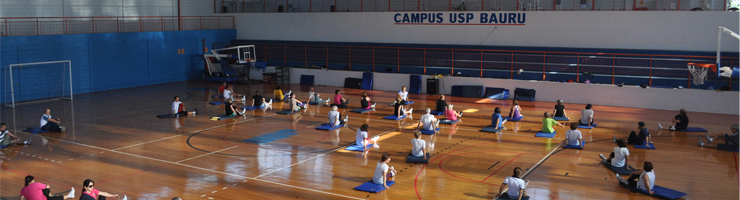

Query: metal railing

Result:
[214,0,731,12]
[1,16,235,37]
[215,42,737,89]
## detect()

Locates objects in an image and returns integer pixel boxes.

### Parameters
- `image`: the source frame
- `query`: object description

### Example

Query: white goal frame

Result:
[6,60,73,108]
[716,26,740,77]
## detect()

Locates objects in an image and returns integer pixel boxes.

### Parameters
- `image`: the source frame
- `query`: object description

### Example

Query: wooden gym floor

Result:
[0,81,737,200]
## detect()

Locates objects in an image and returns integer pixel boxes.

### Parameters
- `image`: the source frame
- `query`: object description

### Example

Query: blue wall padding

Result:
[300,75,314,85]
[362,72,373,90]
[409,75,422,93]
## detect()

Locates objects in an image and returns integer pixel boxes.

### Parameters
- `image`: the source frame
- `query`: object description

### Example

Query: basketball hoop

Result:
[687,63,716,85]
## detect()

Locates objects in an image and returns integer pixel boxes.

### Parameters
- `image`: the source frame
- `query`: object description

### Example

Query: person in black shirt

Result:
[436,95,448,112]
[393,96,413,117]
[658,109,688,131]
[700,124,739,151]
[552,99,568,118]
[628,121,651,146]
[251,90,272,109]
[360,91,376,109]
[225,99,245,116]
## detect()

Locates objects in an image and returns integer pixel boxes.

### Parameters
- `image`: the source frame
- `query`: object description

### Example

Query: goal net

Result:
[4,60,73,108]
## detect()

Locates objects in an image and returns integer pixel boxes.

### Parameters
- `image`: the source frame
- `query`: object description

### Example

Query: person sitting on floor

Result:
[20,175,75,200]
[224,99,245,117]
[411,131,427,159]
[615,161,655,195]
[600,139,630,168]
[391,86,409,105]
[562,123,583,148]
[552,99,568,119]
[80,179,127,200]
[578,104,594,127]
[435,95,448,113]
[393,96,413,118]
[700,124,739,151]
[627,122,651,146]
[360,91,376,110]
[373,153,397,189]
[0,123,31,148]
[289,93,304,112]
[40,109,65,132]
[223,85,246,102]
[444,104,462,121]
[417,108,439,132]
[658,108,688,131]
[217,82,227,97]
[172,96,196,116]
[542,112,564,133]
[508,100,524,119]
[495,167,529,200]
[307,87,330,105]
[492,107,507,129]
[356,124,379,150]
[333,90,349,107]
[251,90,273,108]
[327,105,348,127]
[273,86,284,101]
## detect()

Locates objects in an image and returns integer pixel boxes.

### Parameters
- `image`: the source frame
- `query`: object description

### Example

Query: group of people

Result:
[20,176,127,200]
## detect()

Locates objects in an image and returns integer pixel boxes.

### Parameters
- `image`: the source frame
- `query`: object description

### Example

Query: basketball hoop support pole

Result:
[717,27,722,67]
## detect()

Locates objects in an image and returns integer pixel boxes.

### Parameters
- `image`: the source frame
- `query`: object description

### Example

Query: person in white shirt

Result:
[172,96,197,116]
[307,87,330,105]
[223,85,246,102]
[372,153,397,189]
[600,139,630,168]
[355,124,379,150]
[416,108,439,132]
[40,109,64,132]
[616,161,655,195]
[391,86,409,105]
[327,105,348,127]
[496,167,529,200]
[578,104,594,127]
[0,123,31,148]
[562,123,583,148]
[410,131,427,159]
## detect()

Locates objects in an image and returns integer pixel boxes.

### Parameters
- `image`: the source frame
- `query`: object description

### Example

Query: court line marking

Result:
[175,146,239,163]
[112,114,278,151]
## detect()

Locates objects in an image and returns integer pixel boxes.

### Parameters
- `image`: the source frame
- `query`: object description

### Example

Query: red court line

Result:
[481,153,523,182]
[734,152,738,184]
[1,166,73,188]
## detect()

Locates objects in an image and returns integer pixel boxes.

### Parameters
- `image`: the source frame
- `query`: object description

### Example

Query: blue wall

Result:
[1,29,236,103]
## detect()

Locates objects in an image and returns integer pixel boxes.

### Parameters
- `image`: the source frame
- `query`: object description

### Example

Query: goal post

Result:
[5,60,73,108]
[717,26,740,77]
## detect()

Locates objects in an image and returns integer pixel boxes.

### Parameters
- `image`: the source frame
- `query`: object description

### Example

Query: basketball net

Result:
[687,64,709,85]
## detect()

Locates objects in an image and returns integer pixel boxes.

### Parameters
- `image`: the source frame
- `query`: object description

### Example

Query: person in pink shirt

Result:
[444,104,463,121]
[20,175,75,200]
[80,179,126,200]
[333,90,349,108]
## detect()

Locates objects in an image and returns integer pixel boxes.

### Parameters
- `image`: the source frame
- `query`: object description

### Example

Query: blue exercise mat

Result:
[243,129,298,144]
[406,153,430,163]
[403,101,415,105]
[354,181,395,193]
[419,128,440,135]
[439,119,459,124]
[480,126,504,133]
[602,160,637,175]
[497,193,530,200]
[552,116,570,121]
[242,105,265,110]
[634,143,656,149]
[345,144,373,151]
[22,127,48,134]
[157,113,184,118]
[620,183,687,199]
[679,127,708,132]
[209,101,224,105]
[277,109,300,115]
[577,123,598,129]
[430,110,445,116]
[350,108,373,113]
[563,141,586,149]
[316,124,343,130]
[505,116,524,122]
[211,114,237,120]
[535,131,557,138]
[383,115,407,120]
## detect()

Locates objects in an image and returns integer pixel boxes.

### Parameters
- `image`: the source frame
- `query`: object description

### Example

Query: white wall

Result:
[289,68,739,114]
[1,0,221,18]
[234,11,739,52]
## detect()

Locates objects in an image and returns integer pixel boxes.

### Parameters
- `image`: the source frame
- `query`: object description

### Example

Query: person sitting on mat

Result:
[373,153,397,189]
[273,86,284,101]
[307,87,330,105]
[417,108,440,132]
[627,122,652,146]
[600,139,630,167]
[224,85,246,102]
[411,131,427,159]
[225,99,245,117]
[251,90,273,109]
[615,161,655,195]
[542,112,564,133]
[562,123,583,148]
[80,179,127,200]
[289,93,304,112]
[552,99,568,119]
[492,107,507,129]
[20,175,75,200]
[444,104,462,121]
[40,109,65,132]
[172,96,197,116]
[390,86,409,106]
[578,104,594,127]
[356,124,379,150]
[658,109,688,131]
[0,123,31,148]
[495,167,529,200]
[393,96,413,118]
[360,91,376,110]
[217,82,227,97]
[699,124,739,151]
[333,90,349,107]
[435,95,448,113]
[327,105,349,127]
[508,100,524,119]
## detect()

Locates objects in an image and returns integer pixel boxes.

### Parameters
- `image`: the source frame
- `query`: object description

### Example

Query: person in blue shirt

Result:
[491,107,507,129]
[628,121,651,146]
